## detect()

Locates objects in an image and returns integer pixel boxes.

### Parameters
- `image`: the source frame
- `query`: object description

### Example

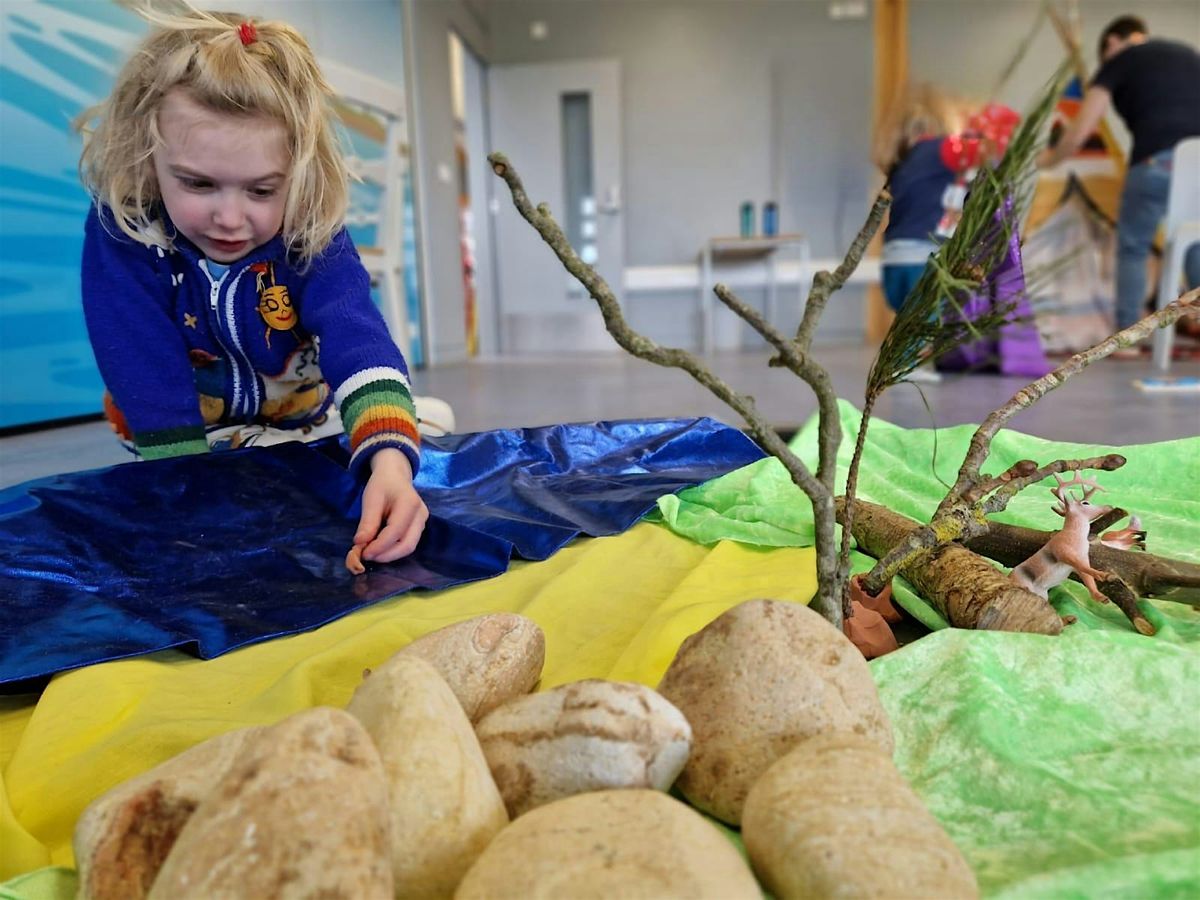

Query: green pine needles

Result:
[868,62,1073,396]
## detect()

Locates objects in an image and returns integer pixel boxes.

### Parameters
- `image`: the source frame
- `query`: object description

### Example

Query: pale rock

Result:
[347,654,508,898]
[656,598,893,825]
[395,613,545,722]
[475,678,691,817]
[455,789,761,899]
[147,707,392,899]
[743,731,979,898]
[74,726,264,900]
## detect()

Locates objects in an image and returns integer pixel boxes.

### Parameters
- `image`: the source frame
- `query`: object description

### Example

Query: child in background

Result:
[874,86,1021,377]
[76,4,427,564]
[874,84,965,316]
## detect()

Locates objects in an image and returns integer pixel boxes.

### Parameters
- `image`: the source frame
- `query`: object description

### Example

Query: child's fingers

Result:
[354,488,386,547]
[363,501,428,563]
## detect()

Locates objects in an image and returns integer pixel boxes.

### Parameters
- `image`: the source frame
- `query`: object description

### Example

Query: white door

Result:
[488,60,623,354]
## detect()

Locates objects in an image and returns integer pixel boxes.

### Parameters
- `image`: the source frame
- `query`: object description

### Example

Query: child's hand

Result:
[354,448,428,563]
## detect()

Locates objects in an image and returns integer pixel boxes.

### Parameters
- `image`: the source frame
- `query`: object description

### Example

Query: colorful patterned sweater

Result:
[81,206,419,477]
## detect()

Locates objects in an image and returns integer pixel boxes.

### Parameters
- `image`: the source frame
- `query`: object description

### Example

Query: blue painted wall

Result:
[0,0,144,427]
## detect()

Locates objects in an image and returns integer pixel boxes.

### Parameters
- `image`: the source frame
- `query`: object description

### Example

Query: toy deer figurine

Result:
[1009,474,1114,602]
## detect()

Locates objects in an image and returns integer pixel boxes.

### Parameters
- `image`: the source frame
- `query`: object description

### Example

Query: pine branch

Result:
[841,64,1072,608]
[867,62,1071,396]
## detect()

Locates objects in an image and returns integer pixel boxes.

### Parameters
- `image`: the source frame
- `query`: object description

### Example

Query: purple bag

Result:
[936,208,1053,377]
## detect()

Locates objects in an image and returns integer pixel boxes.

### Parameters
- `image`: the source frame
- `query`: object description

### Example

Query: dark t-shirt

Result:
[1091,38,1200,165]
[884,138,955,243]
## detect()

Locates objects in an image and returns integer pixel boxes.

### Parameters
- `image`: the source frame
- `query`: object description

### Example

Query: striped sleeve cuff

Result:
[135,426,209,460]
[335,366,421,477]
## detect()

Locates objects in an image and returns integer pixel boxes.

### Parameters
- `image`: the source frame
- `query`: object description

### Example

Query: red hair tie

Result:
[237,21,257,47]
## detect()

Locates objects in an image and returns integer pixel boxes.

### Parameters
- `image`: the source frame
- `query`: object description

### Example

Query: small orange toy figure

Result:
[345,543,367,575]
[844,575,902,659]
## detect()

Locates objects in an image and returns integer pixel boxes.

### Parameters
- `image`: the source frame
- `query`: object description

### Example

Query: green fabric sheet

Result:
[656,399,1200,640]
[872,627,1200,899]
[0,869,75,900]
[656,399,1200,896]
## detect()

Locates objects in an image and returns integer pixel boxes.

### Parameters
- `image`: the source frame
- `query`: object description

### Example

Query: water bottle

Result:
[763,201,778,237]
[739,202,754,238]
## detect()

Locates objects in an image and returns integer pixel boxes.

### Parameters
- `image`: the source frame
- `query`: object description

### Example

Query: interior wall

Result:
[476,0,1199,354]
[486,0,874,267]
[481,0,874,351]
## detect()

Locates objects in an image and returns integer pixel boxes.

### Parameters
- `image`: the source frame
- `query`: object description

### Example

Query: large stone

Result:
[455,789,761,899]
[397,613,545,722]
[656,598,893,824]
[148,707,392,899]
[74,726,264,900]
[743,731,978,898]
[347,654,508,897]
[475,679,691,817]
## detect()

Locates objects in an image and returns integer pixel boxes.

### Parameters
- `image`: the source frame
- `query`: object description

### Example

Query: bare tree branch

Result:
[712,282,790,350]
[838,498,1064,634]
[978,454,1126,516]
[489,152,852,624]
[793,190,892,354]
[713,284,841,488]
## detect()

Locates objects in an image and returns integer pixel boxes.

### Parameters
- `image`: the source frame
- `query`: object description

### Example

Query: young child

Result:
[76,5,426,565]
[876,85,1042,377]
[875,86,1021,306]
[874,84,966,316]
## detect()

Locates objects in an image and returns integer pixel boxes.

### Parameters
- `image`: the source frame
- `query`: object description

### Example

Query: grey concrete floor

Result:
[2,344,1197,489]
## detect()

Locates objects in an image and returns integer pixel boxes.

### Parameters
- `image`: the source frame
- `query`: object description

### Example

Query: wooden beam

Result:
[866,0,907,342]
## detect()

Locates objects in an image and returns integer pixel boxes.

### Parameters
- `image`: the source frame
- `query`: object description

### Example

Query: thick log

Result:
[837,498,1062,635]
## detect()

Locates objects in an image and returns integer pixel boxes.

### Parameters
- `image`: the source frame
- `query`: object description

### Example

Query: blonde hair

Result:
[77,1,348,264]
[873,83,973,175]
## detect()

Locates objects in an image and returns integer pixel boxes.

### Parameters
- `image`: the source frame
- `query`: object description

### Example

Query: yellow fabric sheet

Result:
[0,523,816,878]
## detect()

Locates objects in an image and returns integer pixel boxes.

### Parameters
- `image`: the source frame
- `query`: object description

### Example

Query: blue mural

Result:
[0,1,138,427]
[0,0,422,429]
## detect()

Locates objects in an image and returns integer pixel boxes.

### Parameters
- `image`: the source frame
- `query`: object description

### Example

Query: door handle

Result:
[598,185,621,215]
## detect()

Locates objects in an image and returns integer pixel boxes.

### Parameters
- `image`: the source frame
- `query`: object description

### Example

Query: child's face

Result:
[153,90,290,263]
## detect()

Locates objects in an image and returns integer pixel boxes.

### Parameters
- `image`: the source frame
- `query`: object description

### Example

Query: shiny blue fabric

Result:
[0,418,763,688]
